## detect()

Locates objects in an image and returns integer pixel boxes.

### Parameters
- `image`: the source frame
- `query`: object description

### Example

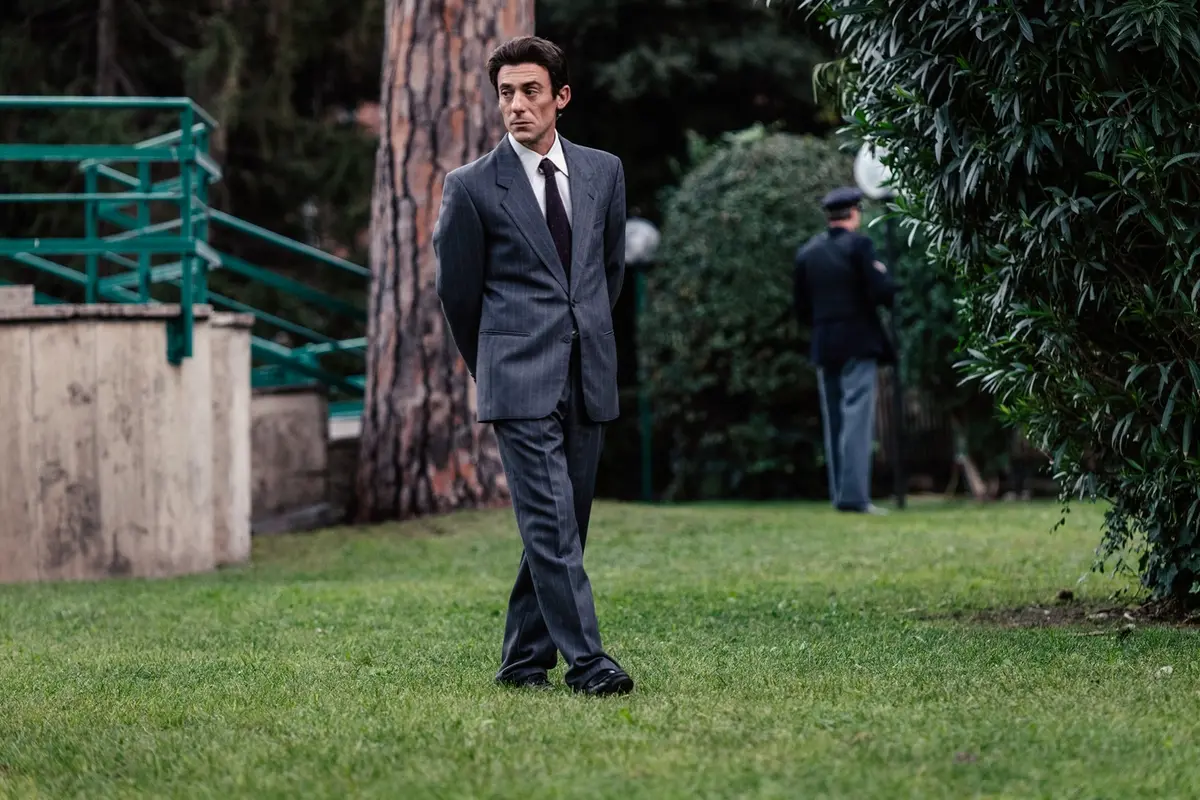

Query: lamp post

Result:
[853,142,907,510]
[626,217,660,503]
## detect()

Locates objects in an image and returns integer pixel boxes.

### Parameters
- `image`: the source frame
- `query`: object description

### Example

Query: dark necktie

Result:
[538,158,571,280]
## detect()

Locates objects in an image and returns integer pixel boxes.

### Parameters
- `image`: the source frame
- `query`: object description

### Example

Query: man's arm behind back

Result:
[434,170,487,375]
[856,233,899,309]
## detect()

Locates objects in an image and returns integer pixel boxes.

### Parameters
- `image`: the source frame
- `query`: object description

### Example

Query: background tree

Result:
[354,0,531,521]
[801,0,1200,606]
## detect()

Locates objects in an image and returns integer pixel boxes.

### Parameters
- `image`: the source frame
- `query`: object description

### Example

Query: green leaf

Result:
[1165,152,1200,168]
[1016,13,1034,43]
[1162,381,1182,431]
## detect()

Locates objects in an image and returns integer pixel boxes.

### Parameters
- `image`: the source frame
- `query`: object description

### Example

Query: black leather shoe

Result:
[573,669,634,696]
[496,673,552,690]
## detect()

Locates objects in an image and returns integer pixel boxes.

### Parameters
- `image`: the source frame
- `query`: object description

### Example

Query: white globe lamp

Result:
[854,142,896,201]
[625,217,661,266]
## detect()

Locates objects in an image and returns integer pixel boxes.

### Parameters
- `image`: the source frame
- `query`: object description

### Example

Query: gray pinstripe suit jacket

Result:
[433,134,627,423]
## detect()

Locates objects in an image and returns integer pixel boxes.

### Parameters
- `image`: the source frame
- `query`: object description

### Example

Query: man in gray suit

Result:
[433,36,634,696]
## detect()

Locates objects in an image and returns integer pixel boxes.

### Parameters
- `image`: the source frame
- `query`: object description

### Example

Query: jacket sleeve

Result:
[604,158,627,310]
[433,172,485,376]
[857,236,899,309]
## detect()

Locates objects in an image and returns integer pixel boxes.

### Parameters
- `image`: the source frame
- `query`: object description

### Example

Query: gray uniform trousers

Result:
[817,357,878,510]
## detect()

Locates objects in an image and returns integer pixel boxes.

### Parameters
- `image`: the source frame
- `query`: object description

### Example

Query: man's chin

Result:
[508,127,540,144]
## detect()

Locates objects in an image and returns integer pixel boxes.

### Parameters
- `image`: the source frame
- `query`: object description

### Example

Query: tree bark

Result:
[355,0,531,522]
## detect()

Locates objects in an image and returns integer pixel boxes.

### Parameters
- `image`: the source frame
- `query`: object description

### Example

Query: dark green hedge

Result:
[642,128,855,500]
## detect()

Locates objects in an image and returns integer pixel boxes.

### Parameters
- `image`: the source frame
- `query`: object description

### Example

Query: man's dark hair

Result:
[826,206,856,222]
[486,36,570,96]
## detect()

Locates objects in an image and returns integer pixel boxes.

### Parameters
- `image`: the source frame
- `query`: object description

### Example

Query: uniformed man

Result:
[793,186,898,515]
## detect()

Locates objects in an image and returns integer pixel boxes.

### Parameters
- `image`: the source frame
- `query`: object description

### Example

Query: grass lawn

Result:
[2,498,1198,798]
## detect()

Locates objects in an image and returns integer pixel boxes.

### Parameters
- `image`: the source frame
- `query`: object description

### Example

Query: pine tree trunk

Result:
[355,0,532,522]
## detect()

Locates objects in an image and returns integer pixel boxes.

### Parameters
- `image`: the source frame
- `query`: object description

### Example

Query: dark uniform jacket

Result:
[793,226,898,369]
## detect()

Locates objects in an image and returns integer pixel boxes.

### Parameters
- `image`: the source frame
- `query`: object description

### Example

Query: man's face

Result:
[496,63,570,152]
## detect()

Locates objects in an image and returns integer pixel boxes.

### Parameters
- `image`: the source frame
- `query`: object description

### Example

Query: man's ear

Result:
[556,85,572,112]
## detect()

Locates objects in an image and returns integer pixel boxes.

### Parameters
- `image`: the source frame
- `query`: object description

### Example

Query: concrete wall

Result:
[250,385,329,529]
[0,304,218,582]
[0,285,34,307]
[0,287,352,566]
[210,312,254,565]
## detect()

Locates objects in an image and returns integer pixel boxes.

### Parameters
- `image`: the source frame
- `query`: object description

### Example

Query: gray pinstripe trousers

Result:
[492,340,622,688]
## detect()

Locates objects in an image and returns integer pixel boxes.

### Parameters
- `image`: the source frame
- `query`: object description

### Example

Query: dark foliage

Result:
[802,0,1200,602]
[540,0,834,222]
[862,210,1013,483]
[642,128,853,500]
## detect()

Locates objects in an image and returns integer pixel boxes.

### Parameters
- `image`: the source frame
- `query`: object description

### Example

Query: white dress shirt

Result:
[507,131,572,224]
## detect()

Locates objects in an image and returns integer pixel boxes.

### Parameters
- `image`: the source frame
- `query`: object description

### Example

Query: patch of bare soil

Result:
[925,590,1200,630]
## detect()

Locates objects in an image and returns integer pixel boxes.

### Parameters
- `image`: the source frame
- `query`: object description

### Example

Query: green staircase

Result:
[0,95,367,420]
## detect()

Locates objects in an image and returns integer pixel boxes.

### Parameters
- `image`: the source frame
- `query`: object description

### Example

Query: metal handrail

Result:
[0,96,212,362]
[0,95,368,396]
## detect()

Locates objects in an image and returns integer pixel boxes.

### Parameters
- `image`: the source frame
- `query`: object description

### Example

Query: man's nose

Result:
[509,95,527,113]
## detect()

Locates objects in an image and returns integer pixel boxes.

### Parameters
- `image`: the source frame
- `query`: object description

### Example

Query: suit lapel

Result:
[561,137,598,292]
[495,137,569,292]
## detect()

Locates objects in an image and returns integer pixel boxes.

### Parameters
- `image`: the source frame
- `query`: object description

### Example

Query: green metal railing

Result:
[0,95,368,409]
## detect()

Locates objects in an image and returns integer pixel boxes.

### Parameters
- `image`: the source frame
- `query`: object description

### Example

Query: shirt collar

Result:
[507,130,569,177]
